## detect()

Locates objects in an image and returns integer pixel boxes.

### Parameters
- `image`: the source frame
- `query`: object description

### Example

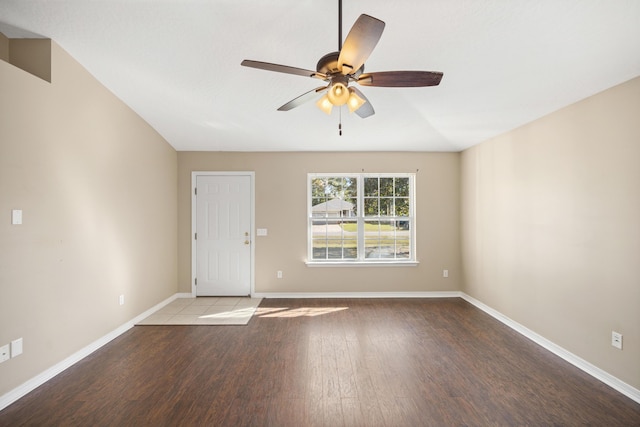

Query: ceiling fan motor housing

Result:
[316,52,341,74]
[316,52,365,78]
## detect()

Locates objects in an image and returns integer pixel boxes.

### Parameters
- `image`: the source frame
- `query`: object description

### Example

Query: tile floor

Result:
[137,296,263,325]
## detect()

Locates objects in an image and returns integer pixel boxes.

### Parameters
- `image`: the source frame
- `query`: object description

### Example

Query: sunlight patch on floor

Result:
[256,306,349,318]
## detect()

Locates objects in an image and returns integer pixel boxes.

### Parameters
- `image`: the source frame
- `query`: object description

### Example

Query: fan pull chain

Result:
[339,108,343,136]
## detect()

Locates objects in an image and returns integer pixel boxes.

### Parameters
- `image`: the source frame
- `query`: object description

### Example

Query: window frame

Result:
[306,173,418,266]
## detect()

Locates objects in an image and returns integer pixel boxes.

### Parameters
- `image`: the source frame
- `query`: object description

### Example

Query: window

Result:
[308,173,416,264]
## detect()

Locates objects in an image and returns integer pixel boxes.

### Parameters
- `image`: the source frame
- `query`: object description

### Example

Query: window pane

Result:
[327,234,343,259]
[343,237,358,259]
[364,240,381,258]
[364,198,378,217]
[342,197,357,217]
[395,220,411,259]
[364,219,382,259]
[395,198,409,216]
[380,178,394,197]
[396,219,410,230]
[312,245,328,259]
[342,178,357,200]
[311,220,329,237]
[394,177,409,197]
[311,198,326,217]
[380,198,393,216]
[311,178,327,197]
[364,177,378,196]
[311,219,329,260]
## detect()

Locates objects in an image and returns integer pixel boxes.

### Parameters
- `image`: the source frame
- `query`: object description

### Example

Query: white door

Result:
[195,174,252,296]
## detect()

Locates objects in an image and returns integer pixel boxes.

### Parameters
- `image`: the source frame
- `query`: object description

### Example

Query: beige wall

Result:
[8,38,51,82]
[178,152,461,294]
[0,34,51,82]
[461,76,640,390]
[0,33,8,62]
[0,42,178,396]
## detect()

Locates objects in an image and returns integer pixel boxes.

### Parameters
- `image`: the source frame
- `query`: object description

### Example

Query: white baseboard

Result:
[0,293,181,412]
[253,291,462,299]
[175,292,194,299]
[3,291,637,411]
[460,293,640,404]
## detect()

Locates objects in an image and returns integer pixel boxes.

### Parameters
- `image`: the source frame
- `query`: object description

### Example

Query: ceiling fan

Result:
[241,0,443,119]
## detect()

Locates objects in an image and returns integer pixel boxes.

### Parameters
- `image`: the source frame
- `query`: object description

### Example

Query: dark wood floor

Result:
[1,298,639,426]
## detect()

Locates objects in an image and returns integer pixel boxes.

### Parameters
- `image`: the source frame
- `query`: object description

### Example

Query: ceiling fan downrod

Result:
[338,0,343,51]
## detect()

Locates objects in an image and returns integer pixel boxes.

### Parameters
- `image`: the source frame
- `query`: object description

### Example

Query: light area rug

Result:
[137,297,263,326]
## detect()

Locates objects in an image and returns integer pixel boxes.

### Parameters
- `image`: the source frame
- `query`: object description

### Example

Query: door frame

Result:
[191,171,255,297]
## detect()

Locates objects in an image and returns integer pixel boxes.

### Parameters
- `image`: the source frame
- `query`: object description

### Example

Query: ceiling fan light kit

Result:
[316,95,334,115]
[346,88,366,113]
[241,0,443,125]
[316,85,366,115]
[327,81,350,106]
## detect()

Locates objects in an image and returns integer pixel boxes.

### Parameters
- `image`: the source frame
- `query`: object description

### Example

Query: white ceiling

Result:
[1,0,639,152]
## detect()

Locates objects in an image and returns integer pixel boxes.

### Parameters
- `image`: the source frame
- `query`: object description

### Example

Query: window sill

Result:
[305,260,419,267]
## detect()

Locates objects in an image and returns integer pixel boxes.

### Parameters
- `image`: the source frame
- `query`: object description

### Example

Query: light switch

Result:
[11,338,23,357]
[12,209,22,225]
[257,228,268,236]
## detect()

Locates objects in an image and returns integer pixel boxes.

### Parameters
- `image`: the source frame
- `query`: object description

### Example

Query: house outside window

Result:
[311,198,355,218]
[308,173,416,264]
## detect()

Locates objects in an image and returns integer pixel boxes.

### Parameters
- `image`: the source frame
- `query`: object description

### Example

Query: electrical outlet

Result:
[277,270,283,279]
[611,331,623,350]
[443,269,449,278]
[119,294,125,305]
[0,344,9,363]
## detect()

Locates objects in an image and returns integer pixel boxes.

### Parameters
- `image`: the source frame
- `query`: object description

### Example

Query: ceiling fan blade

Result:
[241,60,327,80]
[350,87,375,118]
[337,14,385,75]
[277,86,328,111]
[358,71,443,87]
